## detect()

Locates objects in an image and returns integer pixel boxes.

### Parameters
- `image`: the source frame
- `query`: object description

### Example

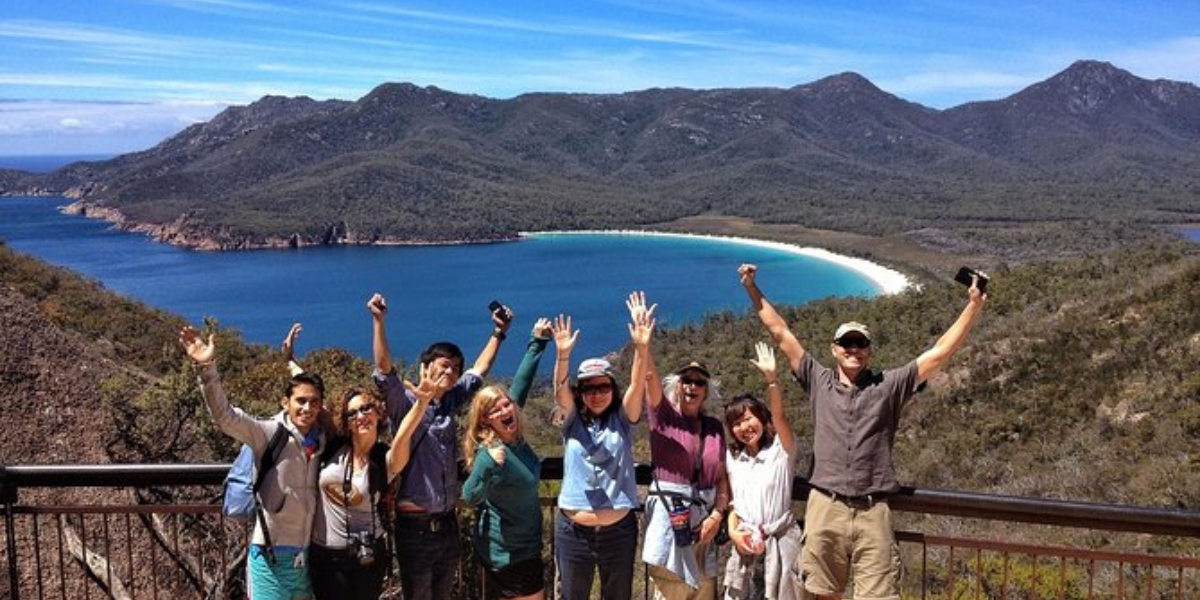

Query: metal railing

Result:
[4,461,1200,599]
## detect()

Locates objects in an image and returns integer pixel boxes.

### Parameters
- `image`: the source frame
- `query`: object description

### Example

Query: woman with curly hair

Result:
[309,367,444,600]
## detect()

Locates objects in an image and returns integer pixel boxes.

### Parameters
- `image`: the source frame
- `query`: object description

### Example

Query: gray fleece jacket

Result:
[198,363,326,548]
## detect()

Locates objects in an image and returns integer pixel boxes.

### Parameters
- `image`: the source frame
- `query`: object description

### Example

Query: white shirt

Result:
[726,436,795,530]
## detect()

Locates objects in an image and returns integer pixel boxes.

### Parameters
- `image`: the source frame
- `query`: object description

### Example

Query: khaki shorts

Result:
[800,489,901,600]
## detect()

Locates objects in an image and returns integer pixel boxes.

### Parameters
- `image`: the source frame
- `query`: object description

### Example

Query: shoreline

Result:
[522,229,913,295]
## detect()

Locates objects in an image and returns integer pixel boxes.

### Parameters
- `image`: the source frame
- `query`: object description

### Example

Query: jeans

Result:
[554,510,638,600]
[394,514,461,600]
[309,542,389,600]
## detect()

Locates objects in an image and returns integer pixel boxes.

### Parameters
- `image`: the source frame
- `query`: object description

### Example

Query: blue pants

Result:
[394,514,461,600]
[554,510,638,600]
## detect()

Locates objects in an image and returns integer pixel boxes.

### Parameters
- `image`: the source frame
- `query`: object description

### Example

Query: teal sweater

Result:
[462,440,542,569]
[460,332,547,569]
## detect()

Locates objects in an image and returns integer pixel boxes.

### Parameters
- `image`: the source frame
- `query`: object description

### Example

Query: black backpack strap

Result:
[253,425,291,564]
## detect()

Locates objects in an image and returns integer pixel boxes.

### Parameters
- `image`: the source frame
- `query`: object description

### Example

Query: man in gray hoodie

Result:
[181,326,328,600]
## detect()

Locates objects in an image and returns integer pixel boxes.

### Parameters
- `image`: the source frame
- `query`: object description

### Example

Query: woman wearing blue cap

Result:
[548,291,656,600]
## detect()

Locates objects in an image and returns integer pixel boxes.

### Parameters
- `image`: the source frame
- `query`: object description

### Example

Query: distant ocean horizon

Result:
[0,154,117,173]
[0,196,883,375]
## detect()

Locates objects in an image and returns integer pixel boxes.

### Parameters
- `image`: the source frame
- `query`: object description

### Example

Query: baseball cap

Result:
[833,321,872,342]
[577,358,614,381]
[674,360,711,378]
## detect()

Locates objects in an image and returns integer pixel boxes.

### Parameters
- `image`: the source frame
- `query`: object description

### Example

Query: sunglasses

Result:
[346,404,377,420]
[680,377,708,387]
[835,337,871,350]
[579,383,613,395]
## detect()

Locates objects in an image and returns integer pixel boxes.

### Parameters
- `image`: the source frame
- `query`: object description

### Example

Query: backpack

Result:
[223,425,291,520]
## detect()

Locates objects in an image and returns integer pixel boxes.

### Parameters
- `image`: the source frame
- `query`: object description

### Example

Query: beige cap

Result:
[833,321,871,342]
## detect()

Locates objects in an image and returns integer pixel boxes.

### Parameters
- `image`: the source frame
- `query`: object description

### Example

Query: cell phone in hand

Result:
[488,300,511,322]
[954,267,989,293]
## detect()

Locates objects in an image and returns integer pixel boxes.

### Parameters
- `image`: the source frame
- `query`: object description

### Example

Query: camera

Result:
[953,266,989,293]
[488,300,512,323]
[348,531,375,566]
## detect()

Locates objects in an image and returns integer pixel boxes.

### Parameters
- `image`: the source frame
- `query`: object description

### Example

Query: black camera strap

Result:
[342,448,377,549]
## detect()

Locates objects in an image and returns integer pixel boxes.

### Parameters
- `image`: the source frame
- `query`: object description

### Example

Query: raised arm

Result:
[509,318,552,407]
[916,275,987,384]
[623,291,657,422]
[179,326,267,448]
[551,314,580,421]
[386,365,447,479]
[368,294,393,375]
[740,264,806,374]
[751,341,794,456]
[469,303,514,377]
[281,322,305,376]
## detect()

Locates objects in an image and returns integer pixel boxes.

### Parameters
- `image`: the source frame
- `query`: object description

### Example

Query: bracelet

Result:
[492,329,507,341]
[767,382,778,388]
[192,360,215,368]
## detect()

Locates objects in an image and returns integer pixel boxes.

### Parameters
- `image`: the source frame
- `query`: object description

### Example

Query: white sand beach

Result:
[522,230,913,295]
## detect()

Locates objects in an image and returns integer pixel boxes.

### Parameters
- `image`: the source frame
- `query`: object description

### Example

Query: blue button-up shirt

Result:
[376,368,482,513]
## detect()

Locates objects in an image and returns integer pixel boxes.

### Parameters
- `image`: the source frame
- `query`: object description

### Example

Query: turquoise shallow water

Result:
[0,196,880,374]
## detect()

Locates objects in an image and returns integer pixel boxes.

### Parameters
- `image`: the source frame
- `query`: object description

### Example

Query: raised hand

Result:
[738,263,758,288]
[625,290,657,322]
[280,322,302,362]
[531,317,552,340]
[627,291,657,347]
[749,341,777,382]
[968,273,989,304]
[367,293,388,318]
[491,303,515,333]
[179,326,216,365]
[552,314,579,355]
[405,362,449,403]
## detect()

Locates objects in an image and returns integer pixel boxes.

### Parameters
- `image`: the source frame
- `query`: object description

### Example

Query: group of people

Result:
[179,263,987,600]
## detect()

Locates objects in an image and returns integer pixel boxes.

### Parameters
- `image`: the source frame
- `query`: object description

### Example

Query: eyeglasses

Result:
[346,404,377,420]
[580,383,613,395]
[680,377,708,387]
[835,337,871,350]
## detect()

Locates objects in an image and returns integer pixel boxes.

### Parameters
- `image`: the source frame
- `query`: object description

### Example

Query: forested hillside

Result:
[7,61,1199,261]
[3,240,1196,512]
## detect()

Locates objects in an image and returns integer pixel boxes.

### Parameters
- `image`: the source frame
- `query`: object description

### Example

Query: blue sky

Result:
[2,0,1197,156]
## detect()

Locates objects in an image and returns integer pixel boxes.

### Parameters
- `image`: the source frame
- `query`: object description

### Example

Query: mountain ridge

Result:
[5,60,1199,260]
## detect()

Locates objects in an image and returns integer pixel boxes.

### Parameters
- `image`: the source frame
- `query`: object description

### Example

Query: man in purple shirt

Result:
[739,264,987,600]
[367,293,512,600]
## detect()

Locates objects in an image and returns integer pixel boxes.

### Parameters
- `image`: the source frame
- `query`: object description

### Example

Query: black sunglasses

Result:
[835,337,871,350]
[346,404,377,420]
[680,377,709,387]
[579,382,613,395]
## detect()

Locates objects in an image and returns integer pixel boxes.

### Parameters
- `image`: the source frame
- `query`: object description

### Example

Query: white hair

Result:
[662,373,722,407]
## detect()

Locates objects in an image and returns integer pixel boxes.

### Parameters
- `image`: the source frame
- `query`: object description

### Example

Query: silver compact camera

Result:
[348,531,375,567]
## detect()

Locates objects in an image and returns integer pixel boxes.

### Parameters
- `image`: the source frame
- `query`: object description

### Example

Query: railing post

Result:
[2,465,21,600]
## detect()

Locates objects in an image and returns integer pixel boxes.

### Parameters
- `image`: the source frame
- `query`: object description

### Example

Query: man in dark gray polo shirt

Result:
[738,263,987,600]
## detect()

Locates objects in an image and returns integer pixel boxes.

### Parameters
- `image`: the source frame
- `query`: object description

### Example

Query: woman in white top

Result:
[722,342,803,600]
[309,367,445,600]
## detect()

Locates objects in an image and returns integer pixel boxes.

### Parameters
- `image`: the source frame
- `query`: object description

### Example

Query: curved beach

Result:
[522,230,912,295]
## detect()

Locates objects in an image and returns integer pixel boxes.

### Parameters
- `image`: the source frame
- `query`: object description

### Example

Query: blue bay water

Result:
[1180,226,1200,243]
[0,196,878,375]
